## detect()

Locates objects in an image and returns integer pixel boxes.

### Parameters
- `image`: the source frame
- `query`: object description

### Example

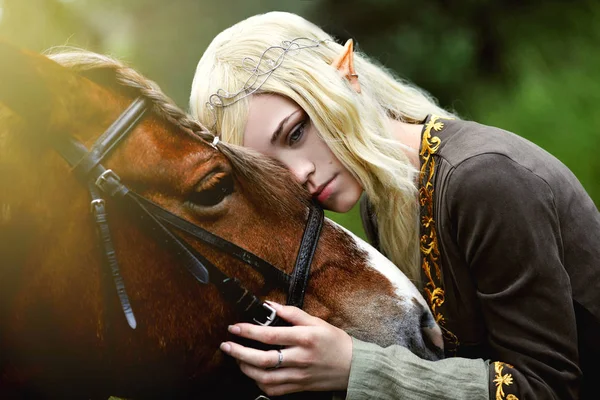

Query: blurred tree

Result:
[0,0,101,51]
[66,0,316,107]
[464,0,600,203]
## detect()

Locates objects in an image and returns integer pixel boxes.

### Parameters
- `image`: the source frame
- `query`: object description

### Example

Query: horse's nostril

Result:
[401,298,445,360]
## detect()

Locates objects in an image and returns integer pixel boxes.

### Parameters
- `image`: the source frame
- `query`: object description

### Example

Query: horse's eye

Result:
[190,174,234,208]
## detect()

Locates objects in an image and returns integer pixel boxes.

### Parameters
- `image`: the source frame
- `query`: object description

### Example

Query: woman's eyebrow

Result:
[271,109,302,144]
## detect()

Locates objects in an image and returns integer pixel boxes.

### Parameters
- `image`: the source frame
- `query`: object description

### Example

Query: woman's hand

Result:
[219,301,353,397]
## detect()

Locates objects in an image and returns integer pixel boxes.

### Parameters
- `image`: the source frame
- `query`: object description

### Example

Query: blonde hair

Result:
[190,12,456,285]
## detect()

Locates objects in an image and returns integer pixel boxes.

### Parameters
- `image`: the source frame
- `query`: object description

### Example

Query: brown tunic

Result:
[360,116,600,399]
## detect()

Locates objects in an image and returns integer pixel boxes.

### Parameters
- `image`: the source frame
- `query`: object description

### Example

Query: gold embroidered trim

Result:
[493,362,519,400]
[418,115,459,354]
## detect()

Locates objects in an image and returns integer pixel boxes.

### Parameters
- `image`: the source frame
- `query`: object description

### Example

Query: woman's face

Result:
[243,94,363,213]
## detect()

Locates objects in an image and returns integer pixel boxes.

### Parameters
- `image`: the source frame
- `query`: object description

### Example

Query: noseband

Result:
[51,97,323,330]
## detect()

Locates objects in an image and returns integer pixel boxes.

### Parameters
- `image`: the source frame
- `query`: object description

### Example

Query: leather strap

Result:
[128,191,291,288]
[122,190,211,284]
[286,203,323,308]
[89,183,137,329]
[72,97,148,179]
[50,100,147,329]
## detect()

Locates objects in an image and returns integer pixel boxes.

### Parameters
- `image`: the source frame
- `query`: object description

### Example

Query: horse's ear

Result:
[0,40,62,128]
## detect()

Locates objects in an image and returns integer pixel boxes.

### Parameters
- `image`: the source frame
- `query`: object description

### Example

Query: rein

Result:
[51,97,323,330]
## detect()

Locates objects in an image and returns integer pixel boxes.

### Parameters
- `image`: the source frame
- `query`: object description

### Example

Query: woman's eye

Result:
[189,174,234,208]
[287,119,308,146]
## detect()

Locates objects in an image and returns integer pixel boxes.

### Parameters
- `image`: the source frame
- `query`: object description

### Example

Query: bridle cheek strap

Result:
[89,182,137,329]
[286,203,323,309]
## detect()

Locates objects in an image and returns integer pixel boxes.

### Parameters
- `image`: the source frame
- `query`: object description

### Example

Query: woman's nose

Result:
[290,159,315,185]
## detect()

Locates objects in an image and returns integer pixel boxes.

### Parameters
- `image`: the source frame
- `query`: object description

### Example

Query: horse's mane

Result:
[46,48,309,216]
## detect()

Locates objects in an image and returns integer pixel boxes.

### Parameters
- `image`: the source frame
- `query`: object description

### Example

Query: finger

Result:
[228,323,315,347]
[239,361,306,394]
[258,382,305,398]
[221,341,303,369]
[242,361,305,397]
[220,341,280,369]
[266,301,322,327]
[221,341,308,368]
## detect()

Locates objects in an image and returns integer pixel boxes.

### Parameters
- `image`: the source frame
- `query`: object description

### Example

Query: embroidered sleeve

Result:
[492,362,520,400]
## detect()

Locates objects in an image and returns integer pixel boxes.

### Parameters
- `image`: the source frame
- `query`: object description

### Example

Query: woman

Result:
[189,11,600,399]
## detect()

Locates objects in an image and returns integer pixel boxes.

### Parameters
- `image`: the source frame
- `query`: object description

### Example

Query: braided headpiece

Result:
[206,37,329,133]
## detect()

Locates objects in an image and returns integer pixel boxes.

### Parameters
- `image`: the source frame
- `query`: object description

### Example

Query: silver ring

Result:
[266,349,283,370]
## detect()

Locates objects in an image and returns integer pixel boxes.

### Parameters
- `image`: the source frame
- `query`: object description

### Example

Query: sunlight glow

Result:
[0,3,4,25]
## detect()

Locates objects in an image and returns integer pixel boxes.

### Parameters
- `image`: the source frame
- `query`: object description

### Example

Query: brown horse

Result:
[0,41,442,399]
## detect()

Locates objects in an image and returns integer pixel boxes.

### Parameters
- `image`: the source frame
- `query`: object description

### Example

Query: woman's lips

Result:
[316,177,335,203]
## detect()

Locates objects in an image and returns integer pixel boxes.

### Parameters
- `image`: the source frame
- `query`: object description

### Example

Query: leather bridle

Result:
[50,97,324,330]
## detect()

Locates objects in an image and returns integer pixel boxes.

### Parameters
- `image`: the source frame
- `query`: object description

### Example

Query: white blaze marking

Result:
[329,219,429,309]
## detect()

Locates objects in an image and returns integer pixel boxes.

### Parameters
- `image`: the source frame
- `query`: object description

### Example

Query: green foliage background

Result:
[1,0,598,238]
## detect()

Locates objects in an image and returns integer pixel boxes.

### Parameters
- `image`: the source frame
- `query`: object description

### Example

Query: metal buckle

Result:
[90,198,105,212]
[253,302,277,326]
[95,169,121,190]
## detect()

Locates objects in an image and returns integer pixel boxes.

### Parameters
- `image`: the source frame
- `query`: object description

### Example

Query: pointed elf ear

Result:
[330,39,361,93]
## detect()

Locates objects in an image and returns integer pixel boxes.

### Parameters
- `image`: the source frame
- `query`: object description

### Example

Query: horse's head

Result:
[0,41,441,398]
